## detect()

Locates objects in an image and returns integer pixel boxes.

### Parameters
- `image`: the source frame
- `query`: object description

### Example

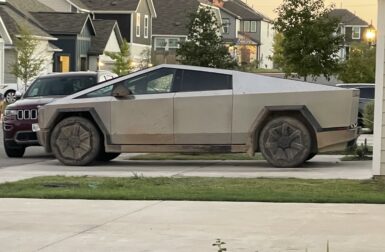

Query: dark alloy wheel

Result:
[4,140,26,158]
[50,117,101,166]
[259,116,312,167]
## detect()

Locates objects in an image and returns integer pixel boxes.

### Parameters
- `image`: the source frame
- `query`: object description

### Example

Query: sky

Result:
[246,0,377,25]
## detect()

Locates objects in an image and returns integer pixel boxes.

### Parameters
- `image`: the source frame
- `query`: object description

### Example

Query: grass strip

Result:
[1,176,385,203]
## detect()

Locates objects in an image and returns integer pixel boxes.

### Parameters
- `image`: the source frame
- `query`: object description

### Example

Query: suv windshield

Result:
[24,75,97,98]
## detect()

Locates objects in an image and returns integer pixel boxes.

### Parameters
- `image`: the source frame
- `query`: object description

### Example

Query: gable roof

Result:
[329,9,368,26]
[152,0,201,36]
[0,3,53,40]
[222,0,263,21]
[89,19,122,55]
[32,12,95,35]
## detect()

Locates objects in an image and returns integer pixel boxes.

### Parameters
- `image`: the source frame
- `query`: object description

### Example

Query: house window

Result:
[155,38,179,51]
[155,38,167,49]
[352,26,361,39]
[223,18,230,34]
[144,15,149,38]
[244,21,250,32]
[250,21,257,33]
[136,13,141,37]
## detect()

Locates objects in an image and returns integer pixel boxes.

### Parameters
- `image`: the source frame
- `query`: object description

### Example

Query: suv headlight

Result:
[4,109,17,116]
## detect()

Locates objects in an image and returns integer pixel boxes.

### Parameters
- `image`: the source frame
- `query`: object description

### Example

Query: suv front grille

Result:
[17,109,38,120]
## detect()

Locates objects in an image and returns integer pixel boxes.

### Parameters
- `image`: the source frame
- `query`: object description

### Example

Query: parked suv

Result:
[3,71,117,157]
[336,83,375,126]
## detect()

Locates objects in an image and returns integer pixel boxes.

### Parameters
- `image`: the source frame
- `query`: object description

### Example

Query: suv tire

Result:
[96,151,120,162]
[50,116,101,166]
[259,116,312,167]
[4,140,25,158]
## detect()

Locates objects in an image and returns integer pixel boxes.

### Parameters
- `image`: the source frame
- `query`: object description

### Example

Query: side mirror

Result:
[15,91,22,100]
[112,83,133,98]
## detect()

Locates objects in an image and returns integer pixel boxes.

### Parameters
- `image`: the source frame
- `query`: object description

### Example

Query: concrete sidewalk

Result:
[0,155,373,184]
[0,199,384,252]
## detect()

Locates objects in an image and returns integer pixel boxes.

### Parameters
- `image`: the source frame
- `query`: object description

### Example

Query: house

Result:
[64,0,157,67]
[88,19,124,72]
[32,12,96,72]
[151,0,222,65]
[329,9,370,59]
[0,0,59,85]
[218,0,274,68]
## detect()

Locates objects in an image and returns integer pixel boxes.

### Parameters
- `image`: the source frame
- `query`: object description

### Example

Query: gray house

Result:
[66,0,157,67]
[0,0,58,85]
[329,9,370,59]
[32,12,96,72]
[219,0,274,68]
[152,0,222,65]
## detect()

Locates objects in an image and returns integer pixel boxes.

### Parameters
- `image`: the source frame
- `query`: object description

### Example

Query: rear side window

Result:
[25,75,97,97]
[179,70,232,92]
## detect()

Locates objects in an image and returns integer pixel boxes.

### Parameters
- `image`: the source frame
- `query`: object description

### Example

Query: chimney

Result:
[210,0,224,8]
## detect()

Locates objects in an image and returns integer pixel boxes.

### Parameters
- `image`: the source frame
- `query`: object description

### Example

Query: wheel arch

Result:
[45,108,109,152]
[248,105,321,155]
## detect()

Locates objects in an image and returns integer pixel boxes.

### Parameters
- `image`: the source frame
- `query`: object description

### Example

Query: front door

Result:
[110,68,177,145]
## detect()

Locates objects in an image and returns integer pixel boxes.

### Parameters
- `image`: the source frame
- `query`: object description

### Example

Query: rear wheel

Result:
[50,117,101,166]
[4,140,25,158]
[259,116,312,167]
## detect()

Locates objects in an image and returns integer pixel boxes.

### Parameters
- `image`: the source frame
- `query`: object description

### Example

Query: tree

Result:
[338,43,376,83]
[105,39,133,76]
[11,26,45,91]
[177,7,236,69]
[270,32,288,70]
[274,0,343,81]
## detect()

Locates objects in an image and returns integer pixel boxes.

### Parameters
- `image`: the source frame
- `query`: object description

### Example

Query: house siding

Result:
[259,21,274,69]
[76,23,93,70]
[51,35,77,71]
[95,14,132,42]
[133,0,152,45]
[220,10,237,40]
[4,49,16,83]
[240,20,260,43]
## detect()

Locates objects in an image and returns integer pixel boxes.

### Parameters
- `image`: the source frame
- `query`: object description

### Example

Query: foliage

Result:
[11,26,45,90]
[105,39,133,76]
[270,32,286,70]
[138,48,152,70]
[274,0,343,81]
[236,60,260,73]
[338,43,376,83]
[363,101,374,131]
[177,7,237,69]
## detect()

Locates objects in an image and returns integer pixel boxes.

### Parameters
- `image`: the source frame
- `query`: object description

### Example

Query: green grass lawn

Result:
[1,176,385,203]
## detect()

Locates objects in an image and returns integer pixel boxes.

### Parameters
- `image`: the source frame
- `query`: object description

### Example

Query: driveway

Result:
[1,199,384,252]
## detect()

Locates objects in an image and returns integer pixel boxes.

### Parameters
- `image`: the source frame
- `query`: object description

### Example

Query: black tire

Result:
[259,116,312,168]
[4,140,25,158]
[306,152,317,161]
[96,151,120,162]
[5,90,16,104]
[50,116,101,166]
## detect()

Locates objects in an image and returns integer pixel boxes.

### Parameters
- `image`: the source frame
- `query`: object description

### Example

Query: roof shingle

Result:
[89,19,120,55]
[329,9,368,26]
[68,0,140,11]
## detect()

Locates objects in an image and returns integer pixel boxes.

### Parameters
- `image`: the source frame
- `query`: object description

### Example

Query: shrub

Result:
[363,101,374,131]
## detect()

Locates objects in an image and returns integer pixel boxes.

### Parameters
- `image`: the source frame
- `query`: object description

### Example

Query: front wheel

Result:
[5,90,16,104]
[4,140,26,158]
[50,117,101,166]
[259,116,312,168]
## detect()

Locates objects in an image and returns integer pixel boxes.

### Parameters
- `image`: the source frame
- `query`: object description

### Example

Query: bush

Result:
[363,101,374,131]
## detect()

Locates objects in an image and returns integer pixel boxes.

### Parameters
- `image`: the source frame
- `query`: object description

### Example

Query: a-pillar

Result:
[373,0,385,175]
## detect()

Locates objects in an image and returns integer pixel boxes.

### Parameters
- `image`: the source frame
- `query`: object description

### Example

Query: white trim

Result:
[373,0,385,175]
[0,17,12,45]
[344,25,369,28]
[130,42,151,47]
[136,13,141,37]
[15,35,57,41]
[136,0,157,18]
[130,14,134,43]
[148,0,157,18]
[66,0,91,13]
[92,10,133,14]
[152,34,187,38]
[144,15,149,38]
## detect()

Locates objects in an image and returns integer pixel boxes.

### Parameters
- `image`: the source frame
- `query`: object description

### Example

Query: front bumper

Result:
[37,128,50,152]
[316,127,359,152]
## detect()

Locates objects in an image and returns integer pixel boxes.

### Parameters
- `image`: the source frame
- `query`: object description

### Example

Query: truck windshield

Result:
[24,75,97,98]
